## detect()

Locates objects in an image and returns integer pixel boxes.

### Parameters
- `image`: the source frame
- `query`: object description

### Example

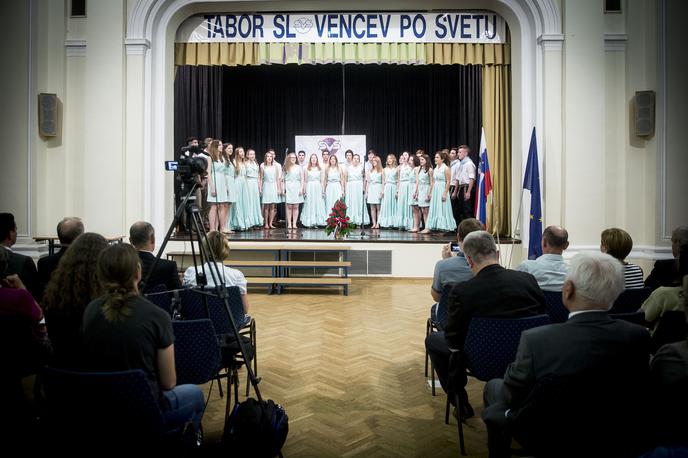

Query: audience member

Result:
[425,231,545,418]
[482,252,651,458]
[649,275,688,446]
[82,243,205,433]
[0,247,51,376]
[645,226,688,290]
[642,248,687,332]
[0,212,39,299]
[37,217,84,297]
[0,248,50,442]
[430,218,483,302]
[183,231,250,320]
[129,221,181,292]
[601,227,644,289]
[42,233,108,368]
[516,225,569,291]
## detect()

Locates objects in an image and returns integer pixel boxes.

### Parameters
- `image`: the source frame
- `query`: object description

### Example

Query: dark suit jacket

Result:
[444,264,546,349]
[644,259,680,290]
[4,247,40,300]
[138,251,182,292]
[500,311,651,409]
[37,248,66,296]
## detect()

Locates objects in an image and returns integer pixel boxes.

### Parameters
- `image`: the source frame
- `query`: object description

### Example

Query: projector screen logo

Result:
[317,137,341,156]
[293,17,313,34]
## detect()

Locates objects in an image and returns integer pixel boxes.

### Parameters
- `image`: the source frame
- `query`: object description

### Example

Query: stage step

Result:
[225,260,351,268]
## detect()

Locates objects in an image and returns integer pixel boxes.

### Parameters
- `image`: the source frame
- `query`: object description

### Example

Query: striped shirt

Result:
[624,263,645,289]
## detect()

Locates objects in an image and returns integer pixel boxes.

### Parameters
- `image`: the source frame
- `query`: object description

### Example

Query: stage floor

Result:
[172,227,520,245]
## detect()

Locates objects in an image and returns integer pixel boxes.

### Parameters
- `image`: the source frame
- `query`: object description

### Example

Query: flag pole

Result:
[508,188,526,269]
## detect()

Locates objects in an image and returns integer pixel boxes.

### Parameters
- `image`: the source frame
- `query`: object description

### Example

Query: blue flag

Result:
[523,127,542,260]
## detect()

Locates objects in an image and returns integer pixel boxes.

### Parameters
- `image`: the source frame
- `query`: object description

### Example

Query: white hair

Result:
[462,230,497,264]
[566,252,624,309]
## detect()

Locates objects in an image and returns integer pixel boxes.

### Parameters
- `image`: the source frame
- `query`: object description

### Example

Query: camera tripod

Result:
[142,183,264,405]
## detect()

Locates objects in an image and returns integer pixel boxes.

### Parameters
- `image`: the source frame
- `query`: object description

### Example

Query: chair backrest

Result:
[611,287,652,313]
[179,287,245,335]
[542,290,568,324]
[41,366,165,445]
[172,319,221,385]
[435,284,454,330]
[464,314,551,381]
[651,310,688,353]
[144,284,173,316]
[508,373,648,457]
[609,311,647,327]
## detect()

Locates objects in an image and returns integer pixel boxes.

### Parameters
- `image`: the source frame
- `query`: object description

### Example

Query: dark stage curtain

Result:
[174,64,482,163]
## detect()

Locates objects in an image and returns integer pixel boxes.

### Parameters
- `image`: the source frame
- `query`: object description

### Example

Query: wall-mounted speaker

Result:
[634,90,655,137]
[38,93,58,137]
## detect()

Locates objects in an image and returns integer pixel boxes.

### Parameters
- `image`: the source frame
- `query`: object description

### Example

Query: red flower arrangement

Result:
[325,198,356,239]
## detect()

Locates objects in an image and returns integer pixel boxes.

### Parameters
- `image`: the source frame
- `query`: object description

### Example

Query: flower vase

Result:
[333,224,344,240]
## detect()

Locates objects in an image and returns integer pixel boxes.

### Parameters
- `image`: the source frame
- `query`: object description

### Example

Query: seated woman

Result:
[182,231,250,322]
[81,243,205,433]
[42,232,108,368]
[600,227,644,289]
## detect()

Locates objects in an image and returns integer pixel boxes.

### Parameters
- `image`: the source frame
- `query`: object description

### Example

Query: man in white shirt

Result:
[448,147,461,226]
[451,145,476,223]
[297,150,306,169]
[364,149,376,173]
[516,225,569,291]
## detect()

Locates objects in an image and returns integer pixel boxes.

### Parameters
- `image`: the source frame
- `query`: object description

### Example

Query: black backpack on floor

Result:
[224,398,289,457]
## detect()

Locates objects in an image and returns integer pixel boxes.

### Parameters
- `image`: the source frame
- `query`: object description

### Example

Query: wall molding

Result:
[124,38,150,55]
[537,33,564,51]
[65,39,87,57]
[604,33,628,52]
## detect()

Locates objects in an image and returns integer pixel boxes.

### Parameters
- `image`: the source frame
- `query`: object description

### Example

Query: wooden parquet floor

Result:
[198,279,489,457]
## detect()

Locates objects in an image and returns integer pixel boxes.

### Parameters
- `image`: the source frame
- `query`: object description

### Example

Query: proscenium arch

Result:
[125,0,562,236]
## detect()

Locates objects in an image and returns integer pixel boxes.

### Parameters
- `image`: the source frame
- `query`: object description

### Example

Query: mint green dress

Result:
[416,168,431,208]
[229,165,249,230]
[207,160,228,203]
[224,161,236,203]
[301,168,326,227]
[394,165,414,229]
[261,165,279,204]
[345,164,369,225]
[367,171,382,204]
[379,168,398,227]
[284,167,303,204]
[244,162,263,227]
[427,164,457,232]
[324,167,343,217]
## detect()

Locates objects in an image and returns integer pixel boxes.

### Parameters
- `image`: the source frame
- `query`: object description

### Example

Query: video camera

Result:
[165,145,207,186]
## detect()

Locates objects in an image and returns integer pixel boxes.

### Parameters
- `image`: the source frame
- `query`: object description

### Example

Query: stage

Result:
[168,227,522,278]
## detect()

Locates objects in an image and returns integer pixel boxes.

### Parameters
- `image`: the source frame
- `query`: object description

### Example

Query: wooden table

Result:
[34,235,125,255]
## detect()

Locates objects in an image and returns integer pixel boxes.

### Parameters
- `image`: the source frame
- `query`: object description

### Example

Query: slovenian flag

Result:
[523,127,542,259]
[475,127,492,226]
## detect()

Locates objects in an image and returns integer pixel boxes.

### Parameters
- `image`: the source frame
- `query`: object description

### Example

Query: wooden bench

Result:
[167,244,352,295]
[34,235,125,255]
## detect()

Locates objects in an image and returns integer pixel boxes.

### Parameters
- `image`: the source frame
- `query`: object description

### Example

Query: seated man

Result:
[37,216,84,297]
[482,252,651,458]
[430,218,483,320]
[515,225,569,291]
[129,221,182,292]
[645,225,688,290]
[0,213,39,300]
[425,230,545,417]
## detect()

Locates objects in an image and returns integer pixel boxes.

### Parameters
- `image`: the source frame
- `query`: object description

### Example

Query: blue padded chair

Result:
[40,367,183,450]
[611,287,651,313]
[179,287,256,404]
[145,284,174,316]
[172,319,221,386]
[542,290,568,323]
[446,314,552,455]
[425,284,454,395]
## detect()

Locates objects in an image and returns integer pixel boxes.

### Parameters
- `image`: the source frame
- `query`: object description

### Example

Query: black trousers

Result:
[458,185,474,223]
[449,185,461,228]
[482,379,512,458]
